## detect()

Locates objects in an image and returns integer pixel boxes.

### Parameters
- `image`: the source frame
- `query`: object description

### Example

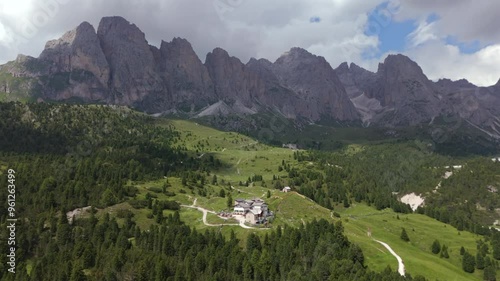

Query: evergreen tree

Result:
[219,188,226,198]
[343,197,350,208]
[477,253,485,270]
[266,190,271,198]
[227,193,233,208]
[400,228,410,242]
[484,265,497,281]
[463,251,476,273]
[460,246,466,255]
[493,235,500,260]
[56,211,72,245]
[431,240,441,254]
[440,245,449,259]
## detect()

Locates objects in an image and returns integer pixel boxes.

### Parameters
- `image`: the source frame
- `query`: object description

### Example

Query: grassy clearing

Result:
[92,119,497,280]
[340,203,485,281]
[165,119,298,183]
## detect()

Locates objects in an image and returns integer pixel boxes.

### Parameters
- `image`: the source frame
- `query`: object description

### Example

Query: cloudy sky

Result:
[0,0,499,86]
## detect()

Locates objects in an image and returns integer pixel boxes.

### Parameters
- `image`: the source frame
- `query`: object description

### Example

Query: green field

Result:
[95,119,497,280]
[340,204,486,281]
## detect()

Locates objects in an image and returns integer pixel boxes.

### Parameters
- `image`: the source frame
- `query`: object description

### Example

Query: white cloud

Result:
[378,0,500,86]
[0,0,385,67]
[404,42,500,87]
[407,20,438,48]
[395,0,500,44]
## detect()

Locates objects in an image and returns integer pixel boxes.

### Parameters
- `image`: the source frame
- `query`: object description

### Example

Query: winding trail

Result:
[373,239,405,276]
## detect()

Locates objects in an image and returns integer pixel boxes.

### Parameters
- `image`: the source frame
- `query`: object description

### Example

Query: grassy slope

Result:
[164,119,298,183]
[94,118,493,280]
[340,204,485,281]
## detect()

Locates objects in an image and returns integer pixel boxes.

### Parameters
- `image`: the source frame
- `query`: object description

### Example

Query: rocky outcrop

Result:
[336,55,443,126]
[159,38,215,108]
[40,21,110,85]
[272,48,359,121]
[245,58,302,118]
[97,16,164,105]
[35,22,109,101]
[204,47,262,107]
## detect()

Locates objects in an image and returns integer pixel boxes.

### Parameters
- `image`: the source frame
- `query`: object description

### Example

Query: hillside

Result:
[105,117,499,280]
[1,103,499,280]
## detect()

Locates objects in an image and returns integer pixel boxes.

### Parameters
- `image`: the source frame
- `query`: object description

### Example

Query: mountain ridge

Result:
[1,16,499,138]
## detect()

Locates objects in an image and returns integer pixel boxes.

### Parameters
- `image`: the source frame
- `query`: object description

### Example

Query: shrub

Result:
[116,209,134,219]
[148,187,163,193]
[164,191,176,197]
[431,240,441,254]
[129,199,148,209]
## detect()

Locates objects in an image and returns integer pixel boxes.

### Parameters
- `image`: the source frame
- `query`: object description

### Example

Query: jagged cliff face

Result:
[1,16,499,134]
[271,48,359,121]
[40,22,110,85]
[36,21,110,101]
[337,55,445,126]
[97,17,164,105]
[1,16,360,122]
[335,56,500,137]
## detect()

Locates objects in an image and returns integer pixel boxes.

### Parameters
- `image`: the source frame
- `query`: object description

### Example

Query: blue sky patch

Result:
[309,16,321,23]
[445,36,482,54]
[364,2,417,57]
[426,13,440,23]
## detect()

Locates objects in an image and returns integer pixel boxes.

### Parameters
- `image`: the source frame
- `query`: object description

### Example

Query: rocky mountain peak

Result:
[275,47,325,66]
[97,16,162,104]
[336,62,349,72]
[204,48,255,104]
[97,16,146,43]
[272,48,359,121]
[42,21,94,50]
[155,37,215,110]
[436,78,476,89]
[39,20,110,88]
[246,58,273,69]
[160,37,201,66]
[207,47,232,59]
[378,54,426,79]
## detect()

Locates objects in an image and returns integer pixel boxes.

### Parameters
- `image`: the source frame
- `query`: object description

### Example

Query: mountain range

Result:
[1,16,499,139]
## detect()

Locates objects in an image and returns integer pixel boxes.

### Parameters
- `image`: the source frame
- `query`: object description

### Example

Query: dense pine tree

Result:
[400,227,410,242]
[463,251,476,273]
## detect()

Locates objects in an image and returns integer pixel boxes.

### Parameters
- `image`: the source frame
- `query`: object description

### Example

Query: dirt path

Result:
[373,239,405,276]
[181,203,238,227]
[233,215,262,229]
[181,198,264,230]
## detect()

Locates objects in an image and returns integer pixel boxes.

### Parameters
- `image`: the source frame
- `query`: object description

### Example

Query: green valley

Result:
[1,103,499,281]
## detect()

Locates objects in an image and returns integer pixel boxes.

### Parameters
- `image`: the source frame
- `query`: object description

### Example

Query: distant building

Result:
[282,186,291,193]
[233,198,270,224]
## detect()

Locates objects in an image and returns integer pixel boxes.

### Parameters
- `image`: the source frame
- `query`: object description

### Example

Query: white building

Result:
[233,198,270,224]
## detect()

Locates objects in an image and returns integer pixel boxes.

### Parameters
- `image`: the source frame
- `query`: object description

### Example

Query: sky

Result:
[0,0,499,86]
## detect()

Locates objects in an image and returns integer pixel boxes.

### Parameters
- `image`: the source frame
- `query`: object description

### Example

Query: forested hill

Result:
[0,102,422,280]
[0,102,214,212]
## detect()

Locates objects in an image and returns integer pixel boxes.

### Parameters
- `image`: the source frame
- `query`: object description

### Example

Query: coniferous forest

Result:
[0,102,499,280]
